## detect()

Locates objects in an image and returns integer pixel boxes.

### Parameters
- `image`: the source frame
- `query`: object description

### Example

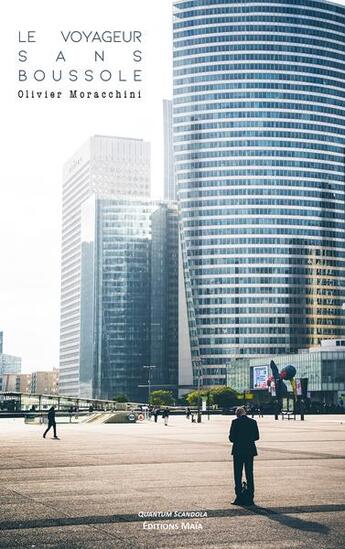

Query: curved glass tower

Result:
[173,0,345,386]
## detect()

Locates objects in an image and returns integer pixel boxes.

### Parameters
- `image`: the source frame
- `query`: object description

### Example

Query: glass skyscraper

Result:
[173,0,345,386]
[79,197,179,401]
[80,197,153,401]
[60,136,150,396]
[151,204,179,390]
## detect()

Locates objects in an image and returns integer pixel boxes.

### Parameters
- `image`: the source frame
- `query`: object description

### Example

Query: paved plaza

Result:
[0,414,344,548]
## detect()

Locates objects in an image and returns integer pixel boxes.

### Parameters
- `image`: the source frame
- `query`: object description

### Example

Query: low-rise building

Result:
[227,339,345,405]
[31,369,59,395]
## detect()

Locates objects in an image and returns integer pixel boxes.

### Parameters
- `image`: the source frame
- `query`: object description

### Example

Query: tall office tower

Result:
[150,203,179,392]
[60,136,150,396]
[79,196,161,401]
[173,0,345,386]
[163,100,176,200]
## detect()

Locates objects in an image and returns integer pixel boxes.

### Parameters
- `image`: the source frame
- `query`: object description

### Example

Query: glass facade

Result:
[151,204,179,390]
[173,0,345,387]
[79,198,179,402]
[80,197,154,401]
[0,354,21,375]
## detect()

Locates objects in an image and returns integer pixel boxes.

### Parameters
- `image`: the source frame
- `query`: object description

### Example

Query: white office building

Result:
[59,135,151,396]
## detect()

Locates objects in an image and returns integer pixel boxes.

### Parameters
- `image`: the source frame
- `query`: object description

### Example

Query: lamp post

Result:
[196,358,203,423]
[143,365,156,404]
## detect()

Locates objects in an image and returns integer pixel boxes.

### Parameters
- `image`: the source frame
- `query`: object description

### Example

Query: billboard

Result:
[252,366,269,389]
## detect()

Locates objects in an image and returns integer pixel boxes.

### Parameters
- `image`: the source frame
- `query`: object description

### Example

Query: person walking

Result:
[186,407,191,420]
[162,407,170,426]
[229,406,259,506]
[43,406,59,439]
[153,408,159,423]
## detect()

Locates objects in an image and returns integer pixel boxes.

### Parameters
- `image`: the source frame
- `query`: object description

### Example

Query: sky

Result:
[0,0,173,372]
[1,0,345,373]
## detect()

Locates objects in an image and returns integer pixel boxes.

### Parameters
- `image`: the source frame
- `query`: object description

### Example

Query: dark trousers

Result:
[233,454,254,498]
[44,421,57,438]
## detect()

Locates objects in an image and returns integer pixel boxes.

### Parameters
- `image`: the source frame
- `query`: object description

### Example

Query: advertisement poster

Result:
[252,366,269,390]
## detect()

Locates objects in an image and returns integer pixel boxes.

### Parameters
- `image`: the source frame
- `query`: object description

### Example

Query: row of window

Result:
[175,92,345,112]
[174,118,345,137]
[189,259,345,270]
[174,14,345,35]
[174,41,345,61]
[174,100,345,119]
[194,316,345,326]
[193,273,343,283]
[193,284,345,294]
[176,149,344,164]
[199,326,334,335]
[199,337,302,345]
[180,187,344,201]
[188,242,345,254]
[186,227,345,240]
[175,135,345,152]
[188,239,345,255]
[174,61,345,82]
[180,181,345,197]
[198,346,317,355]
[175,81,345,104]
[175,3,345,24]
[173,24,345,44]
[181,197,343,210]
[174,66,345,88]
[196,297,342,306]
[174,114,345,135]
[174,54,345,75]
[187,246,344,258]
[175,0,345,16]
[195,306,345,315]
[177,170,344,183]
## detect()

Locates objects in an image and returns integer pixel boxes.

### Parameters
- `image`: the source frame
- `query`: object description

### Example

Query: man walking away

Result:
[153,408,159,423]
[229,406,259,505]
[162,407,170,426]
[43,406,60,439]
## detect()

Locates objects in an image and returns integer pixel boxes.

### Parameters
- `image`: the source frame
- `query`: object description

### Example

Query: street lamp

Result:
[143,365,156,404]
[196,358,203,423]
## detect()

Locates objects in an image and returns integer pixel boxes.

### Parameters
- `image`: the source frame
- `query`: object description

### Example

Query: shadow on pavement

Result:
[246,505,329,534]
[0,503,343,531]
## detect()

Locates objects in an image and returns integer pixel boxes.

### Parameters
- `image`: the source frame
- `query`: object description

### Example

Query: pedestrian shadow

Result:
[245,505,329,534]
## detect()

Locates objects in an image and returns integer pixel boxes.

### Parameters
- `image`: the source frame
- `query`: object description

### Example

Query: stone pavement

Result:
[0,414,344,548]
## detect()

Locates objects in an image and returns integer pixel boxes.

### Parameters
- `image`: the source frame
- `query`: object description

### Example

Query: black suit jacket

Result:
[229,416,260,456]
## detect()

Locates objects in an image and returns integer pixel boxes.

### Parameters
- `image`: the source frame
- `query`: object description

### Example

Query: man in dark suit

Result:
[229,406,259,505]
[43,406,59,439]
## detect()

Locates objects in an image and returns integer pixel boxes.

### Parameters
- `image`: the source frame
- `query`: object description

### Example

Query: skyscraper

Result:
[60,136,150,396]
[173,0,345,386]
[79,197,179,401]
[151,203,179,391]
[163,99,176,201]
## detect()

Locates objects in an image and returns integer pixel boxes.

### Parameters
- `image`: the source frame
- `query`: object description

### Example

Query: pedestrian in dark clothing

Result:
[153,408,159,423]
[186,407,191,419]
[43,406,59,439]
[229,406,259,506]
[162,407,170,426]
